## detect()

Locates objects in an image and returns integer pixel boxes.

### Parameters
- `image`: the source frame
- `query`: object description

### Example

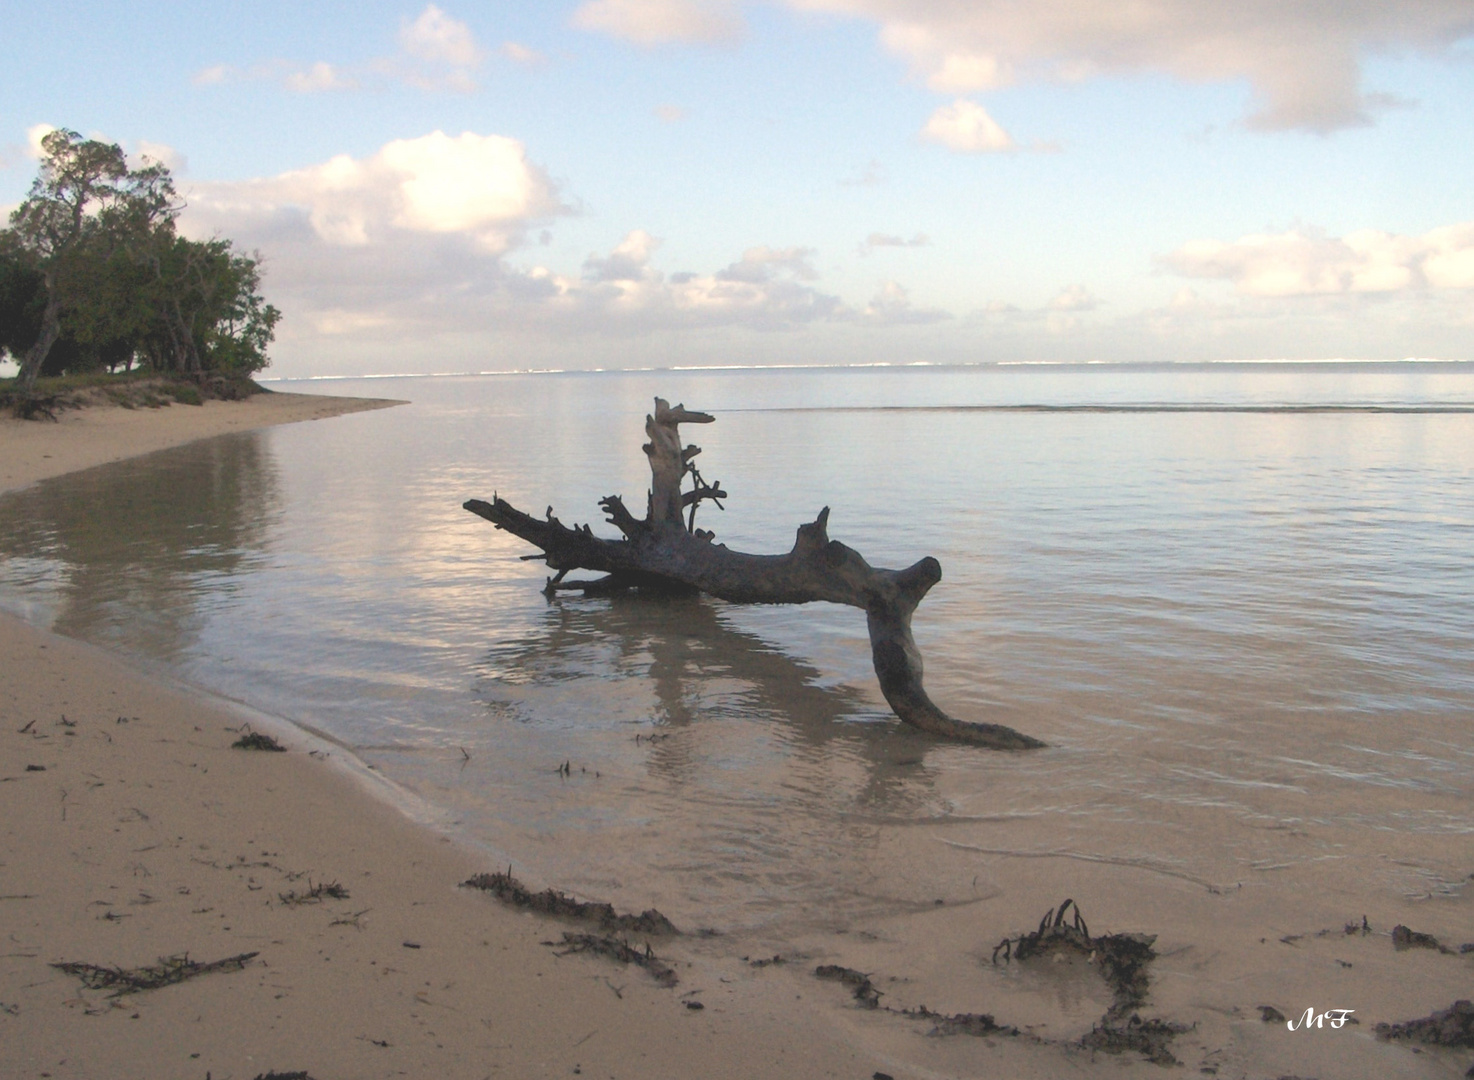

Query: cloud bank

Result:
[577,0,1474,132]
[1164,223,1474,295]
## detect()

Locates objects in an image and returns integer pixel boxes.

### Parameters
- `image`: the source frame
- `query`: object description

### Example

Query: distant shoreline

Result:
[0,389,404,495]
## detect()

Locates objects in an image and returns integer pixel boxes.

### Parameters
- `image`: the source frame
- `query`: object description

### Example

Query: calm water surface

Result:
[2,364,1472,934]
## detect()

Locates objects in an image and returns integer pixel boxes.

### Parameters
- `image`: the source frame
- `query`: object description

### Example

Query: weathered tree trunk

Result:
[465,398,1043,750]
[15,276,61,394]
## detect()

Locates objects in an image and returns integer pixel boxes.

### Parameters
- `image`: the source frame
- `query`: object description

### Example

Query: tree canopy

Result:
[1,129,280,392]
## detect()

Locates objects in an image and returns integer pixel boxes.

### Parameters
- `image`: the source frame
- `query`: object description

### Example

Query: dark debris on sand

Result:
[1376,999,1474,1049]
[814,964,882,1009]
[993,898,1190,1065]
[462,869,678,936]
[277,880,349,906]
[898,1004,1020,1038]
[231,731,285,752]
[51,951,258,997]
[550,932,679,987]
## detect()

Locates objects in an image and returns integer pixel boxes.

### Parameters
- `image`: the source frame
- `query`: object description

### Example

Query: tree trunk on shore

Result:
[465,398,1044,750]
[15,276,61,394]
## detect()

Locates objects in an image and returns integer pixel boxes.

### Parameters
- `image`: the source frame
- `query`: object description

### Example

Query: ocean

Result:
[2,362,1471,969]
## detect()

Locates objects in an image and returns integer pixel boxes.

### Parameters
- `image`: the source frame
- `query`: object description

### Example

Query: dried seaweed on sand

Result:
[51,950,258,997]
[462,869,678,935]
[551,932,679,987]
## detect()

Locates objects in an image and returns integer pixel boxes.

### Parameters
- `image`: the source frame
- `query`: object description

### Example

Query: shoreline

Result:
[0,390,404,495]
[0,393,882,1080]
[3,391,1472,1079]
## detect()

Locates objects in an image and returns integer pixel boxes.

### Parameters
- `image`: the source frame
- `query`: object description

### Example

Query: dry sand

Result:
[0,390,403,494]
[2,392,1471,1080]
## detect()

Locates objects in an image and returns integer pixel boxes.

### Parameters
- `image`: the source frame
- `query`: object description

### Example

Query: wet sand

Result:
[2,391,1471,1079]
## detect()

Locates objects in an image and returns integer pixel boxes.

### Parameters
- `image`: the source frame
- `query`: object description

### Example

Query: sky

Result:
[3,0,1473,378]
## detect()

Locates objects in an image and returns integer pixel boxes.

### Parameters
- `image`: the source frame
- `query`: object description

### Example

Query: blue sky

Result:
[3,1,1473,377]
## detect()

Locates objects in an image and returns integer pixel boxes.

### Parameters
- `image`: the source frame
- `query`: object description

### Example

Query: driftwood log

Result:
[465,398,1043,749]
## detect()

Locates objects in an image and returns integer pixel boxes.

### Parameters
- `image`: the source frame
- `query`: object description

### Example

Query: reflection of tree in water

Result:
[473,592,946,814]
[0,431,280,660]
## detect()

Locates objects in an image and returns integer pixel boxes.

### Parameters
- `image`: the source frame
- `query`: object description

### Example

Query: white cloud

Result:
[920,99,1014,153]
[401,5,483,67]
[26,123,57,158]
[133,140,187,174]
[565,233,843,329]
[194,7,483,96]
[784,0,1474,132]
[861,280,950,325]
[1049,283,1099,311]
[572,0,743,45]
[187,130,563,252]
[858,232,929,254]
[284,61,358,93]
[653,104,687,122]
[179,134,862,352]
[715,245,818,282]
[1162,223,1474,296]
[500,41,547,66]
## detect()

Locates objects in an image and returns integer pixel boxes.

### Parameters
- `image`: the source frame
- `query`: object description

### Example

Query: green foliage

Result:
[2,128,280,390]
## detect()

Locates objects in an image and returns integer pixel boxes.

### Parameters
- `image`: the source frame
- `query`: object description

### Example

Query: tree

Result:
[4,128,281,392]
[466,399,1046,750]
[7,129,131,392]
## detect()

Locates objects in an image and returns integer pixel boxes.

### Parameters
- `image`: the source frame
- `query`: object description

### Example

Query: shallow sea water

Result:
[2,363,1472,948]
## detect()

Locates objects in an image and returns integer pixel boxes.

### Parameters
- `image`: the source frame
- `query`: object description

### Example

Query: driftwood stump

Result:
[465,398,1043,749]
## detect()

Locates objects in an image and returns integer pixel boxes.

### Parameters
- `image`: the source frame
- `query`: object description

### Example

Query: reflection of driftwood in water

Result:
[474,593,944,811]
[466,398,1041,750]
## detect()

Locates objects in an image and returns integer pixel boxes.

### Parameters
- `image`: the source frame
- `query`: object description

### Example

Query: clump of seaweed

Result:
[1376,1000,1474,1049]
[550,932,678,987]
[898,1004,1019,1037]
[278,880,349,906]
[1392,924,1454,954]
[462,869,678,936]
[814,964,882,1009]
[51,951,258,997]
[993,898,1189,1065]
[232,730,285,752]
[1080,1014,1192,1066]
[994,898,1156,1022]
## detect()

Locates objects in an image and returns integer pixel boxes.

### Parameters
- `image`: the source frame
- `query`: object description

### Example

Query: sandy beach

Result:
[0,393,880,1080]
[3,391,1472,1080]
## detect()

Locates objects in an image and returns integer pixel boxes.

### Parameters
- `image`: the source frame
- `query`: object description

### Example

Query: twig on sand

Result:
[278,880,350,906]
[51,951,259,997]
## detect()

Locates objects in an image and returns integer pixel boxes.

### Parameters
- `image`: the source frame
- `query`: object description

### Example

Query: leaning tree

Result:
[466,399,1044,750]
